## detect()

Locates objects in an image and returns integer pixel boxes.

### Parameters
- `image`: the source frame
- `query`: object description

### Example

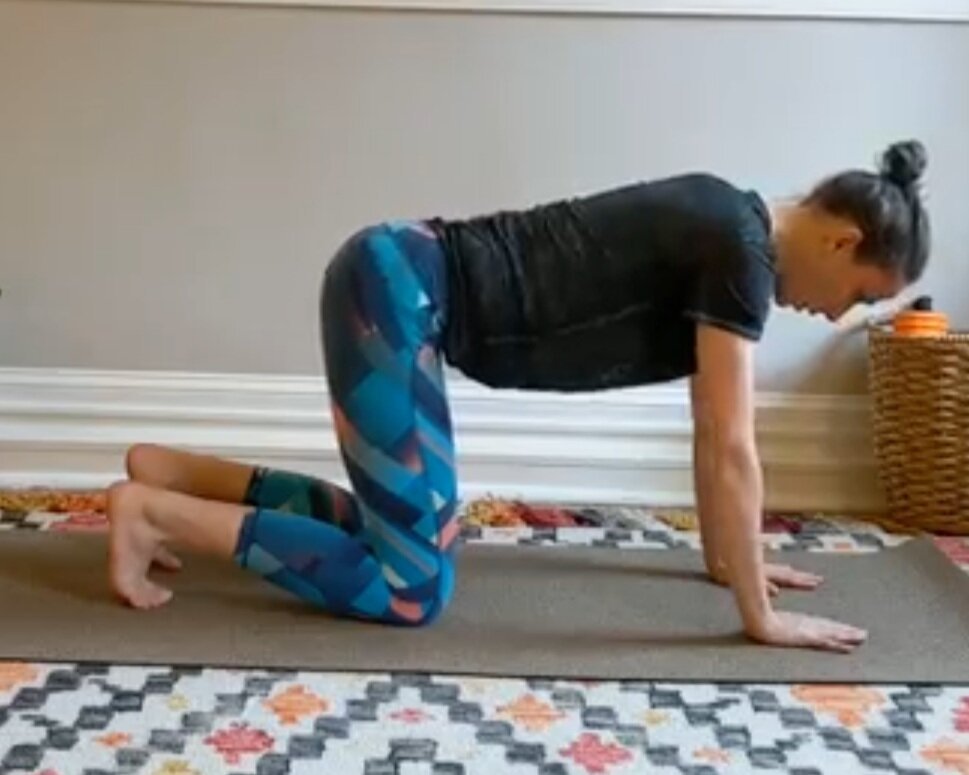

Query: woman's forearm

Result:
[707,438,772,632]
[693,431,726,578]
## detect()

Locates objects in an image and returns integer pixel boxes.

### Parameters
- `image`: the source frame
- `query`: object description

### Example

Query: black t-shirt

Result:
[429,173,776,392]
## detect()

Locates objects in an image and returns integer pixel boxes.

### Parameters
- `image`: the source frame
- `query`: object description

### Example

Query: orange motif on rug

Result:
[263,685,329,726]
[498,694,566,732]
[791,685,886,728]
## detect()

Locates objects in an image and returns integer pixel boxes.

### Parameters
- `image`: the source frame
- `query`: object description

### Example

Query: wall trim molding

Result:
[110,0,969,23]
[0,367,883,511]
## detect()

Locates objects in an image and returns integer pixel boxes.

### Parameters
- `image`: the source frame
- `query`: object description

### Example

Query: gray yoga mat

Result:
[0,533,966,682]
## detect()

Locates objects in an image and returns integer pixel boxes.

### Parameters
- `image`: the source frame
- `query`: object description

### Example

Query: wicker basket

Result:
[868,325,969,534]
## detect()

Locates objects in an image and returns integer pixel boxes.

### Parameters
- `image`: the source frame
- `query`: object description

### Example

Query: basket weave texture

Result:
[868,325,969,534]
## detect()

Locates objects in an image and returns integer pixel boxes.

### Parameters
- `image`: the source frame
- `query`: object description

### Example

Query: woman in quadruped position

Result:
[109,140,929,654]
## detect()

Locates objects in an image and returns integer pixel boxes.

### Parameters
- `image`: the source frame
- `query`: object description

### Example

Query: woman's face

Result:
[774,208,905,321]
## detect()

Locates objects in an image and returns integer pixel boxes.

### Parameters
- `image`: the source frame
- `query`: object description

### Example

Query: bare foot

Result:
[107,481,175,609]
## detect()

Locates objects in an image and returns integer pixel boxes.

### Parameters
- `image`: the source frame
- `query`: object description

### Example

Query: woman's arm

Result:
[690,323,868,653]
[690,375,727,584]
[692,377,823,597]
[691,324,770,630]
[690,378,728,581]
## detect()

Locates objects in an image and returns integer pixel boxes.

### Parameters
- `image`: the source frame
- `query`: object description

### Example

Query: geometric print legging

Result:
[234,221,459,626]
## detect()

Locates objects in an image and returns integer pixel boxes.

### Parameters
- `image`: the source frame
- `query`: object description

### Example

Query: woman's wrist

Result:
[736,589,774,634]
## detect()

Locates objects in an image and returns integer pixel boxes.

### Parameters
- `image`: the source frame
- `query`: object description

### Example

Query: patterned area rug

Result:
[2,492,969,775]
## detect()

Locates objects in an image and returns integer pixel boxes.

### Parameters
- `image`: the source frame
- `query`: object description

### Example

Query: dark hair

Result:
[804,140,930,283]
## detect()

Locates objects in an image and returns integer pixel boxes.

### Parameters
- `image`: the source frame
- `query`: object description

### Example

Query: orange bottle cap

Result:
[893,310,948,337]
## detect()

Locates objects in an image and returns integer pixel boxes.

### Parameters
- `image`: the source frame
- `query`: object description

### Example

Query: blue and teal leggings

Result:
[234,222,458,626]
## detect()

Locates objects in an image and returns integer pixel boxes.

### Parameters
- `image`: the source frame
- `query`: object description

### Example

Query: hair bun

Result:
[879,140,927,190]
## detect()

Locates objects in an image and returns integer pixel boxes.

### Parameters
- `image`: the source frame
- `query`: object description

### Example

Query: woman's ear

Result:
[831,220,863,256]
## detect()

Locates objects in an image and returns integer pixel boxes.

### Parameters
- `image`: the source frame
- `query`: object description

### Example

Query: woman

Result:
[108,140,929,654]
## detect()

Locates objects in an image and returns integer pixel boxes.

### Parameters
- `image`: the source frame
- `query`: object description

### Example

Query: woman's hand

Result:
[710,562,823,597]
[746,611,868,653]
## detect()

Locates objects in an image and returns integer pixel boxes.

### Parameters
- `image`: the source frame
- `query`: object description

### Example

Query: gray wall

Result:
[1,0,967,394]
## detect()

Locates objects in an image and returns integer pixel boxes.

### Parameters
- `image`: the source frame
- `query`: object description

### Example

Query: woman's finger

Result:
[769,566,823,589]
[822,638,856,654]
[152,546,182,572]
[837,626,868,644]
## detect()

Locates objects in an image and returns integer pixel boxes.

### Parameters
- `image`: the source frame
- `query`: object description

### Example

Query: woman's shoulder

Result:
[656,173,768,237]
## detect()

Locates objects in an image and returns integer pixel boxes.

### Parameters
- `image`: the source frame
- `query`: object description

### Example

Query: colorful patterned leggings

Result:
[234,222,459,626]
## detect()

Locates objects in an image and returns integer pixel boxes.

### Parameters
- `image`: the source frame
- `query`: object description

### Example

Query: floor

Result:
[2,498,969,775]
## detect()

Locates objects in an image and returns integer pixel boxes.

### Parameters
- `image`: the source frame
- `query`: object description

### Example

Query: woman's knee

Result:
[398,593,451,628]
[398,560,456,627]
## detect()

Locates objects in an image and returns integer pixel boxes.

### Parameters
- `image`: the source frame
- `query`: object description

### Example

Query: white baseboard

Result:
[117,0,969,23]
[0,367,883,512]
